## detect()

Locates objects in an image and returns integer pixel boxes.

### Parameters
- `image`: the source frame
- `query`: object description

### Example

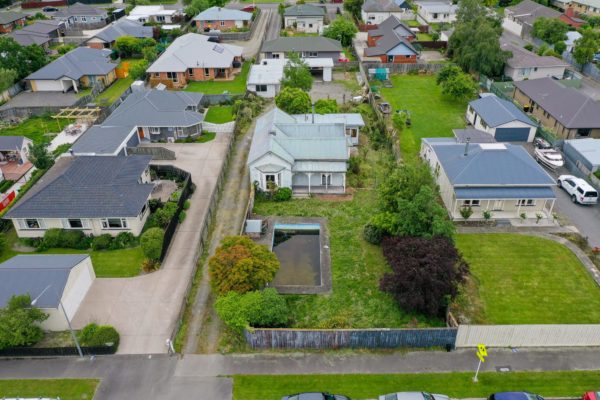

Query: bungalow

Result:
[85,19,154,49]
[365,16,418,63]
[147,33,243,89]
[292,112,365,146]
[5,155,154,238]
[72,88,205,154]
[361,0,415,25]
[260,37,343,62]
[503,0,561,38]
[52,2,108,29]
[25,47,117,93]
[126,5,181,24]
[248,107,350,194]
[421,138,556,221]
[466,94,537,142]
[193,6,252,31]
[501,42,569,81]
[284,4,325,33]
[8,20,65,49]
[563,138,600,174]
[0,255,95,331]
[414,0,458,24]
[247,58,285,98]
[513,77,600,139]
[0,11,26,33]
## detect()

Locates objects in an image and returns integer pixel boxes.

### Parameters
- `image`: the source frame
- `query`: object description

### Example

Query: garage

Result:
[494,127,532,142]
[303,58,333,82]
[31,79,75,93]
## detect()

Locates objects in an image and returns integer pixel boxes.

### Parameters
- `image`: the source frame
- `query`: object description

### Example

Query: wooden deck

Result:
[0,161,33,181]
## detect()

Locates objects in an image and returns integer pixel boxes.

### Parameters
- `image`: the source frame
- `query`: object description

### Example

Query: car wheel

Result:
[557,180,562,188]
[572,194,577,203]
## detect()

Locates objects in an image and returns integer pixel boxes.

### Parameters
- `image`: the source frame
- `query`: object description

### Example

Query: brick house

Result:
[193,6,252,31]
[0,12,26,33]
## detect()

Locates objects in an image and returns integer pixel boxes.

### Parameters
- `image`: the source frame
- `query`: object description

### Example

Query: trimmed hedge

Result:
[78,323,120,348]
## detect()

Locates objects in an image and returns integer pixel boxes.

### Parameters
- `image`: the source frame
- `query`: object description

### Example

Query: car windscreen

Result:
[585,191,599,197]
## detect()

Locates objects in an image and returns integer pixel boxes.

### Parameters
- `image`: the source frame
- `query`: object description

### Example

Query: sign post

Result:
[473,344,487,382]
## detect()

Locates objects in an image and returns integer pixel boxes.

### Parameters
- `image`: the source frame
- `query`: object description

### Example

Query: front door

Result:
[138,126,145,139]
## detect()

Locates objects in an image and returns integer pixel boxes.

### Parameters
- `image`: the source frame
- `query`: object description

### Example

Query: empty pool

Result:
[272,223,321,287]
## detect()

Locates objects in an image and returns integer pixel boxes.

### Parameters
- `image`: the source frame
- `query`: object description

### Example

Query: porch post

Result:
[326,173,329,192]
[517,201,522,219]
[307,172,312,194]
[548,198,556,216]
[342,173,346,192]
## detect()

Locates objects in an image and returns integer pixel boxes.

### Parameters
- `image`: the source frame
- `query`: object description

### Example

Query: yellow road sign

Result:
[476,344,487,363]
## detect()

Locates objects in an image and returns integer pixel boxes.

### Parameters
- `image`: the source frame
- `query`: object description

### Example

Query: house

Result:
[126,5,181,24]
[260,37,343,61]
[147,33,243,88]
[361,0,415,25]
[5,155,154,238]
[72,89,205,154]
[0,136,34,181]
[85,19,153,49]
[560,7,587,27]
[453,128,498,143]
[52,2,108,29]
[284,4,325,33]
[503,0,561,38]
[8,20,65,49]
[292,113,365,146]
[568,0,600,15]
[414,0,458,24]
[25,47,117,93]
[513,77,600,139]
[365,15,418,63]
[193,6,252,31]
[466,94,537,142]
[0,255,95,331]
[563,138,600,173]
[247,58,285,98]
[500,42,569,81]
[248,108,350,194]
[421,138,556,221]
[565,30,582,52]
[0,11,26,33]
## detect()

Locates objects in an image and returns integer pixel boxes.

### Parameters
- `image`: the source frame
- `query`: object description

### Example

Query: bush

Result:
[273,187,292,202]
[42,228,63,249]
[140,227,164,260]
[92,234,113,251]
[111,232,137,250]
[183,199,191,210]
[348,155,361,175]
[78,323,120,348]
[141,258,160,272]
[61,230,87,249]
[460,206,473,220]
[178,211,186,223]
[215,288,289,332]
[0,295,48,350]
[154,202,178,227]
[363,223,383,245]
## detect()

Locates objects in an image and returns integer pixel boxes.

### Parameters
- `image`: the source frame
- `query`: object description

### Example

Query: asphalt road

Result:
[553,182,600,248]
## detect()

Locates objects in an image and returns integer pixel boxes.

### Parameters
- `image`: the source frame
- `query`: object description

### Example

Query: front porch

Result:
[291,171,346,195]
[450,197,557,221]
[292,185,345,195]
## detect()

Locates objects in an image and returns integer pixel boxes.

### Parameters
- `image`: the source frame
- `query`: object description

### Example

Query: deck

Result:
[0,161,33,181]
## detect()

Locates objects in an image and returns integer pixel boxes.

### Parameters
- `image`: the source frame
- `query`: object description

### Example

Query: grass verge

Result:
[0,379,99,400]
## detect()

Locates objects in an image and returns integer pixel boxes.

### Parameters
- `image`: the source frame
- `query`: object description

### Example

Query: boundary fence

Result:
[0,344,116,357]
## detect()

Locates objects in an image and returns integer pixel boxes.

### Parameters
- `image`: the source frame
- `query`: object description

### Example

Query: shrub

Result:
[209,236,280,295]
[61,230,87,249]
[141,258,160,272]
[42,228,63,249]
[183,200,191,210]
[348,155,361,175]
[111,232,137,249]
[92,234,113,251]
[483,210,492,221]
[0,295,48,350]
[363,223,383,245]
[140,227,164,261]
[178,211,186,223]
[154,202,178,227]
[78,323,120,348]
[273,187,292,202]
[460,206,473,220]
[215,288,289,332]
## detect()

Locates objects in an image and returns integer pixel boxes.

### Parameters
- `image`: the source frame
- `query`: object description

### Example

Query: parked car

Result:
[42,6,58,11]
[282,393,350,400]
[380,392,450,400]
[582,392,600,400]
[242,5,256,11]
[489,392,545,400]
[557,175,599,205]
[534,137,552,150]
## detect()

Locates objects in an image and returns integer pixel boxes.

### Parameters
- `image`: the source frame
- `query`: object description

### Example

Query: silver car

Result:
[380,392,450,400]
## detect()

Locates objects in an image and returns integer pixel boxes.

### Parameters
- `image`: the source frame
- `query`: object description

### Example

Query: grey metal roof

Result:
[365,32,417,56]
[0,254,90,309]
[261,37,342,53]
[469,95,536,128]
[369,15,414,38]
[53,2,107,18]
[292,113,365,127]
[0,11,26,25]
[416,1,458,13]
[91,18,153,43]
[505,0,560,26]
[453,128,497,143]
[26,47,116,81]
[194,6,252,20]
[103,89,204,128]
[514,78,600,129]
[284,4,326,17]
[362,0,408,12]
[5,155,154,219]
[501,42,569,69]
[21,20,64,34]
[71,125,136,155]
[424,139,555,187]
[8,30,51,46]
[564,138,600,167]
[0,136,27,151]
[455,186,555,199]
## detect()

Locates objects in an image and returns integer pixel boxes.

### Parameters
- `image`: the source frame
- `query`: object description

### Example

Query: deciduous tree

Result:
[281,52,313,91]
[0,295,48,350]
[323,16,358,47]
[314,99,338,114]
[532,17,569,45]
[0,68,18,92]
[343,0,363,20]
[28,143,54,170]
[275,87,312,114]
[0,37,47,80]
[573,29,600,67]
[439,70,477,99]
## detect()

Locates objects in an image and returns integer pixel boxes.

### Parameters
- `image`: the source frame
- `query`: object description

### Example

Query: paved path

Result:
[71,136,233,354]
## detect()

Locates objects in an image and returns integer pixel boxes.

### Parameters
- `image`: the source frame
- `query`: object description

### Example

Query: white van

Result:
[557,175,599,205]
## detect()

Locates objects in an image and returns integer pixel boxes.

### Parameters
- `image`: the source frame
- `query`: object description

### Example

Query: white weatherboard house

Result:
[247,59,285,98]
[501,42,569,81]
[466,94,537,142]
[421,138,556,221]
[284,4,326,33]
[248,108,356,194]
[0,255,95,331]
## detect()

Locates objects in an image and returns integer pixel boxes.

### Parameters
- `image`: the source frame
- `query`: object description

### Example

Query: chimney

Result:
[464,138,470,156]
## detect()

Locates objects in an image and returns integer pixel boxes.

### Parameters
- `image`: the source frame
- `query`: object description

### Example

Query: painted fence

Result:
[244,328,458,350]
[362,62,447,74]
[455,325,600,348]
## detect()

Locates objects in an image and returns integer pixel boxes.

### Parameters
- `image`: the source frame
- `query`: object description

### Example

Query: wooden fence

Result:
[362,62,447,74]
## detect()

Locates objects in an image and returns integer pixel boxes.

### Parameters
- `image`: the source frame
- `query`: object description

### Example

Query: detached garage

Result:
[303,57,333,82]
[466,94,537,142]
[0,254,95,331]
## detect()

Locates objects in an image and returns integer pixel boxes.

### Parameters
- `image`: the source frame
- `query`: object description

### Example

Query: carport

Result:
[303,58,333,82]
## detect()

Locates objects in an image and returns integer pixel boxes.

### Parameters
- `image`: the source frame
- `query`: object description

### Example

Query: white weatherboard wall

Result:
[455,325,600,347]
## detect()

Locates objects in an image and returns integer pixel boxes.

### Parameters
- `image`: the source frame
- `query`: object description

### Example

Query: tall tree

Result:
[275,87,312,114]
[323,16,358,47]
[0,38,47,80]
[532,17,569,45]
[573,29,600,67]
[439,70,477,99]
[455,0,488,25]
[343,0,363,20]
[281,52,313,91]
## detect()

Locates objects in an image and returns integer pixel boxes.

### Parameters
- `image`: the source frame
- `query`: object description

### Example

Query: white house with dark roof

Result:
[5,155,154,238]
[414,0,458,23]
[126,5,181,24]
[284,4,326,33]
[503,0,561,38]
[361,0,414,24]
[466,94,537,142]
[248,108,352,194]
[0,254,95,331]
[193,6,252,31]
[501,42,569,81]
[421,138,556,221]
[85,19,154,49]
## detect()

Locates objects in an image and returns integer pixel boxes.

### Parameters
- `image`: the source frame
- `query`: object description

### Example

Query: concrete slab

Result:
[0,91,79,110]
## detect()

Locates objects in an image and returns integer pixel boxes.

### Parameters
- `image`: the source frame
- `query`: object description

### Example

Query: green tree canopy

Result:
[215,288,289,332]
[532,17,569,45]
[343,0,363,20]
[114,36,156,58]
[323,16,358,47]
[573,29,600,67]
[0,37,47,80]
[28,143,54,170]
[281,52,313,91]
[439,69,477,99]
[0,68,18,92]
[314,99,338,114]
[275,87,312,114]
[0,295,48,350]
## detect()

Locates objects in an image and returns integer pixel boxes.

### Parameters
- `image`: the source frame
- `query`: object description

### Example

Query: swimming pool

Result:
[272,223,321,287]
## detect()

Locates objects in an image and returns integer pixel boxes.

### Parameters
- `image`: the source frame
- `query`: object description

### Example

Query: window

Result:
[188,68,194,77]
[139,203,148,220]
[102,218,128,229]
[387,55,394,62]
[308,23,313,28]
[149,127,160,135]
[321,174,332,186]
[349,128,358,137]
[272,53,280,59]
[166,72,178,82]
[220,20,225,26]
[67,219,84,229]
[81,16,87,22]
[308,51,318,57]
[255,84,268,92]
[517,199,535,206]
[433,13,439,18]
[156,15,165,22]
[21,219,42,229]
[462,200,480,207]
[154,73,160,78]
[204,68,210,76]
[175,127,184,138]
[578,128,591,137]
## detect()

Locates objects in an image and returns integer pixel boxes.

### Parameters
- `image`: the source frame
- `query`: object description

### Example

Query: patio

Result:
[0,161,33,181]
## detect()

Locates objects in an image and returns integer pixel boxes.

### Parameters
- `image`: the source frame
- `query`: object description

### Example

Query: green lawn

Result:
[379,75,468,161]
[95,76,134,105]
[185,62,250,94]
[416,33,433,41]
[455,234,600,324]
[0,116,72,144]
[0,379,99,400]
[233,371,600,400]
[205,106,235,124]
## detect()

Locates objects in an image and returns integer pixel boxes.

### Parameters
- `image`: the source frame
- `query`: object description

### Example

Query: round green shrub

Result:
[112,232,136,249]
[78,323,120,348]
[215,288,289,332]
[274,187,292,202]
[92,234,113,251]
[61,230,87,249]
[42,228,63,248]
[363,223,383,245]
[183,200,191,210]
[178,211,186,223]
[140,227,164,261]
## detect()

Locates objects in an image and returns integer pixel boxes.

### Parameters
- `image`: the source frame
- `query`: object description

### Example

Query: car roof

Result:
[392,392,425,400]
[298,393,326,400]
[562,175,597,191]
[493,392,533,400]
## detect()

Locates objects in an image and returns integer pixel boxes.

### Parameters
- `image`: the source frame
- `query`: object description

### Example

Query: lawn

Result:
[416,33,433,41]
[379,75,468,161]
[95,76,134,105]
[205,106,235,124]
[185,62,250,94]
[233,371,600,400]
[0,116,72,144]
[0,379,99,400]
[455,234,600,324]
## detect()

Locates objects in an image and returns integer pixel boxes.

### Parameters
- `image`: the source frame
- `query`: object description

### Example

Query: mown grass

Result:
[0,379,99,400]
[205,106,235,124]
[0,116,72,144]
[95,76,134,105]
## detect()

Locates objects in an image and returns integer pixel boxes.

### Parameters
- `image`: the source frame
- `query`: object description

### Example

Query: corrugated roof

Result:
[292,113,365,126]
[91,18,153,43]
[362,0,409,12]
[505,0,560,26]
[193,6,252,21]
[416,1,458,13]
[293,161,348,172]
[455,186,555,199]
[0,254,90,309]
[71,125,136,155]
[261,37,342,53]
[26,47,116,81]
[53,2,107,18]
[453,129,497,143]
[284,4,326,16]
[469,95,536,128]
[564,138,600,166]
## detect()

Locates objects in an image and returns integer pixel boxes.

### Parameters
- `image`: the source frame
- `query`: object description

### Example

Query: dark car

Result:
[489,392,545,400]
[42,6,59,11]
[282,393,350,400]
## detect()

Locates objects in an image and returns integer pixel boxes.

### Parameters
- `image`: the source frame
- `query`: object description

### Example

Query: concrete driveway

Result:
[72,134,233,354]
[0,91,78,111]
